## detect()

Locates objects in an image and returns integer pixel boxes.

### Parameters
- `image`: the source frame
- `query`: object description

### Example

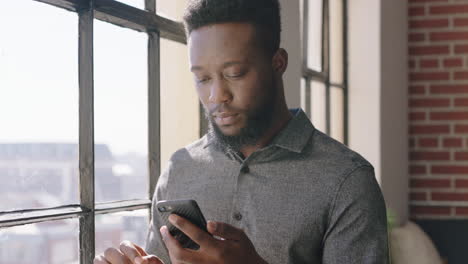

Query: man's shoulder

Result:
[169,134,213,165]
[304,128,374,178]
[293,129,379,207]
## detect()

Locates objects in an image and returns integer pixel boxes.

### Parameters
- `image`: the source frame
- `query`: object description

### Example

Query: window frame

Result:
[0,0,186,263]
[302,0,349,145]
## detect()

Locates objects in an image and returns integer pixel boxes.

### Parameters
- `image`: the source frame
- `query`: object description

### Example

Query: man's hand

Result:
[160,214,268,264]
[94,241,163,264]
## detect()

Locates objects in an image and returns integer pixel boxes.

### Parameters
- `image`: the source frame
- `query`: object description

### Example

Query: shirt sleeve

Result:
[322,165,389,264]
[144,163,171,263]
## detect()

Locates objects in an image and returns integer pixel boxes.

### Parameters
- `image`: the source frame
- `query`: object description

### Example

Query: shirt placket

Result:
[226,146,283,229]
[227,150,253,228]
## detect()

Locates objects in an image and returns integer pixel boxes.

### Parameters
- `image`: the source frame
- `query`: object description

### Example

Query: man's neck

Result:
[239,107,293,158]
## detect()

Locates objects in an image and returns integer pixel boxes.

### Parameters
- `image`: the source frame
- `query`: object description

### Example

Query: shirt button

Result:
[240,166,250,173]
[232,212,243,221]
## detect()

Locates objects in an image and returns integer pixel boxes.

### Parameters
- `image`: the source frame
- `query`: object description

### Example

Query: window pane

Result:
[331,87,344,143]
[156,0,186,21]
[160,38,200,170]
[0,1,78,211]
[311,81,326,132]
[95,210,149,254]
[330,0,344,84]
[0,219,79,264]
[306,0,323,71]
[94,20,148,203]
[117,0,144,9]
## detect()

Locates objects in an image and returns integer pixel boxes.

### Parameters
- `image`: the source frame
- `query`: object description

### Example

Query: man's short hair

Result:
[183,0,282,56]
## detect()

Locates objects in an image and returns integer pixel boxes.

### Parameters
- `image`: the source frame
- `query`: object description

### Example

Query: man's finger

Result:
[134,255,165,264]
[94,255,111,264]
[168,214,217,249]
[160,225,192,260]
[207,221,245,241]
[120,240,143,262]
[133,243,148,257]
[104,247,132,264]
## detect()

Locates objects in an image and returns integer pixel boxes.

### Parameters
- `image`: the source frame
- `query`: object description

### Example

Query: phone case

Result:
[156,199,208,250]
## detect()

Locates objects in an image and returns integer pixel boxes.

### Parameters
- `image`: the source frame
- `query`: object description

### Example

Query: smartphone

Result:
[156,199,208,250]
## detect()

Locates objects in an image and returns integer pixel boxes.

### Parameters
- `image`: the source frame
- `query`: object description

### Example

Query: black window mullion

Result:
[93,0,186,44]
[146,0,159,225]
[147,30,160,222]
[329,82,345,88]
[145,0,155,12]
[302,0,309,75]
[305,76,312,118]
[95,199,152,214]
[343,0,349,146]
[0,205,85,228]
[304,68,327,82]
[323,0,331,135]
[34,0,86,12]
[321,0,327,76]
[78,0,95,263]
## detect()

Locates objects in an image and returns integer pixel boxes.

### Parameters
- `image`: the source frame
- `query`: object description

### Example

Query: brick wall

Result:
[409,0,468,219]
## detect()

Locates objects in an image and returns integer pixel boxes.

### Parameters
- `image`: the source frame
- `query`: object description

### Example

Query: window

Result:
[301,0,348,144]
[0,0,190,263]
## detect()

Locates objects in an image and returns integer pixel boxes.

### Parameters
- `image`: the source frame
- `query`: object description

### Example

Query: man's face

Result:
[188,23,277,149]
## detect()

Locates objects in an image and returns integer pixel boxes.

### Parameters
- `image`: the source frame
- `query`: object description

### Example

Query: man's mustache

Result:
[207,104,244,116]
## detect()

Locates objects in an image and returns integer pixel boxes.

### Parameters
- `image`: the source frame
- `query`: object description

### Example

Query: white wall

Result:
[280,0,302,108]
[348,0,409,225]
[157,1,201,170]
[380,0,409,226]
[348,0,382,182]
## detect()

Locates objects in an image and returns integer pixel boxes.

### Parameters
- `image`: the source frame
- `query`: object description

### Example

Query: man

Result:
[94,0,389,263]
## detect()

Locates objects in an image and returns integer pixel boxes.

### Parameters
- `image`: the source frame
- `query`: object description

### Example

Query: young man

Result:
[94,0,389,263]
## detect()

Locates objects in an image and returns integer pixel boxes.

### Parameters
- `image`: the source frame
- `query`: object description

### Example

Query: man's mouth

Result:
[213,112,239,126]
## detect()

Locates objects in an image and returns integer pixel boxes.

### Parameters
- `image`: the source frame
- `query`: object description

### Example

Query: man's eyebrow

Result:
[190,65,203,72]
[222,61,245,68]
[190,61,245,72]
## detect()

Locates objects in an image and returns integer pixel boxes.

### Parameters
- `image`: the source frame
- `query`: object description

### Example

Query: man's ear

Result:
[272,48,288,75]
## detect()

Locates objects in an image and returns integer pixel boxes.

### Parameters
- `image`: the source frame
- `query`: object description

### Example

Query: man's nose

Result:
[209,79,231,104]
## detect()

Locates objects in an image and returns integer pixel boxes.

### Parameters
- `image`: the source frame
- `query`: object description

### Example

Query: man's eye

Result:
[196,78,209,84]
[226,72,245,79]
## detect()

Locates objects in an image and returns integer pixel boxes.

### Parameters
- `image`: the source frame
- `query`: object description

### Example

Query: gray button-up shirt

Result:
[146,109,389,264]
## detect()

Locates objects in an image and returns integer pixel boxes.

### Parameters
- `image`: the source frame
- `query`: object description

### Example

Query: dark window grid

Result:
[302,0,348,145]
[0,0,187,263]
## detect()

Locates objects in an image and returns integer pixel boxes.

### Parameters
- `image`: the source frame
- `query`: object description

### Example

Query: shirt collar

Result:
[270,108,315,153]
[203,108,315,153]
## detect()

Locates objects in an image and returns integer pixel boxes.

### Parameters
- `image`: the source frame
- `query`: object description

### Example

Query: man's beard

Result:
[205,86,277,153]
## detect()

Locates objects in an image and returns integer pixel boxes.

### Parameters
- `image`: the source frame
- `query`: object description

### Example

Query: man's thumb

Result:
[134,255,164,264]
[207,221,245,241]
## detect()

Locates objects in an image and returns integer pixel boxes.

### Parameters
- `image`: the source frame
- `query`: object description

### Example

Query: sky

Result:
[0,0,149,155]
